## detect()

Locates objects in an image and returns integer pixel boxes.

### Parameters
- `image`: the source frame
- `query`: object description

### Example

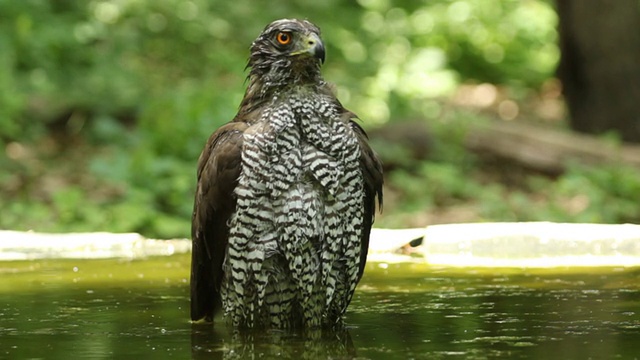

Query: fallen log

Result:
[465,120,640,173]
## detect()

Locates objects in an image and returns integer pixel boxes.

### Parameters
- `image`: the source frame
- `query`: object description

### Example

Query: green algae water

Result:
[1,254,639,359]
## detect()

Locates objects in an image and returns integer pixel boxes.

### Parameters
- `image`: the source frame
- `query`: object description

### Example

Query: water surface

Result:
[1,255,638,359]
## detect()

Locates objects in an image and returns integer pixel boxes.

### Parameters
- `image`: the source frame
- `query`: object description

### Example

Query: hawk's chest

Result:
[242,94,358,197]
[223,93,365,327]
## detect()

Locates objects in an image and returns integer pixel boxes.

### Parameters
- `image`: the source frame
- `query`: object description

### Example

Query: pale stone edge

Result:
[1,222,640,267]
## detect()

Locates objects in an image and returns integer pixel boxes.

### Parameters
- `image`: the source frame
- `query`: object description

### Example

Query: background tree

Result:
[556,0,640,143]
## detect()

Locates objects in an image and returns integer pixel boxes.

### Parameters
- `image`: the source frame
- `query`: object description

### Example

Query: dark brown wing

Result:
[190,122,247,322]
[350,119,384,280]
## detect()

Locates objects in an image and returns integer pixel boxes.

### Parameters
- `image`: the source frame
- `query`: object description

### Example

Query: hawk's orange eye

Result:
[276,32,292,45]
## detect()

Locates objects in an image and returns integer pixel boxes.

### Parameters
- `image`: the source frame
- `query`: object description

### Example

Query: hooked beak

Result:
[293,32,325,64]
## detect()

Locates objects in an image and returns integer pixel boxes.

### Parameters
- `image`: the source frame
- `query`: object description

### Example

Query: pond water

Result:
[1,254,639,359]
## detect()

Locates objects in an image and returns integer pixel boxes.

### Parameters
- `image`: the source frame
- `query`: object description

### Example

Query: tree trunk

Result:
[556,0,640,143]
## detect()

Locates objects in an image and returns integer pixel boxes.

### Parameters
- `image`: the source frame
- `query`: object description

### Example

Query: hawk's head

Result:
[247,19,326,88]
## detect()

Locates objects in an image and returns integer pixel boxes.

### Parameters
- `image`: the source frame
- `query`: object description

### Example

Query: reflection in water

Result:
[0,255,639,359]
[191,324,355,359]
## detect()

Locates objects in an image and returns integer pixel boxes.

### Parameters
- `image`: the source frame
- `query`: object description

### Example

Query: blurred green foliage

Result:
[1,0,636,238]
[377,110,640,228]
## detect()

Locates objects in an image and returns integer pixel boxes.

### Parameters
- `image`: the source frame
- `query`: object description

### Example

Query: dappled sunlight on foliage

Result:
[0,0,635,238]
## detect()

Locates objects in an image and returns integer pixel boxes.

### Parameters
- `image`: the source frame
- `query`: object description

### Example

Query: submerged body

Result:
[190,19,383,328]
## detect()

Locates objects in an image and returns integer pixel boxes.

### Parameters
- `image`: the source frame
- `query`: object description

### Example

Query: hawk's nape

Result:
[190,18,383,328]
